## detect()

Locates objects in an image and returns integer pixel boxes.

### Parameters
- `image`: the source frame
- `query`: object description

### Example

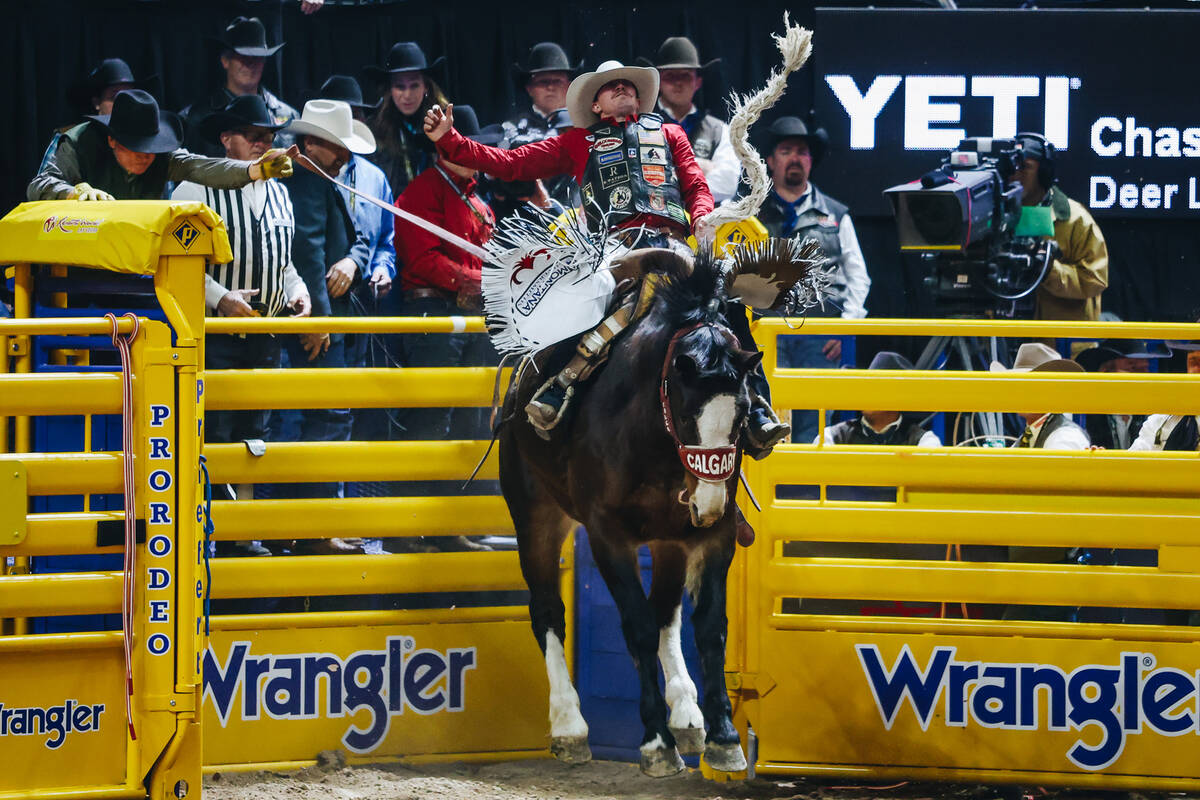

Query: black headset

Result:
[1015,131,1056,190]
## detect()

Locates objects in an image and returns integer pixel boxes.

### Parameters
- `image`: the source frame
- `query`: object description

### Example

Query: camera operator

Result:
[758,116,870,443]
[1012,133,1108,321]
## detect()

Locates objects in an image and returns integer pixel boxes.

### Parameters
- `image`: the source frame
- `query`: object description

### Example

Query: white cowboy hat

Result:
[990,342,1083,373]
[285,99,376,154]
[565,60,659,128]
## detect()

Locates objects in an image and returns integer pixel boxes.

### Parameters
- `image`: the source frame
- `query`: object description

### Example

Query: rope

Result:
[198,456,215,637]
[105,312,140,742]
[697,14,813,241]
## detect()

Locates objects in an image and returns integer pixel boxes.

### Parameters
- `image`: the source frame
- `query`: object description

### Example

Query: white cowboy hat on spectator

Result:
[286,99,376,154]
[990,342,1083,373]
[566,60,659,128]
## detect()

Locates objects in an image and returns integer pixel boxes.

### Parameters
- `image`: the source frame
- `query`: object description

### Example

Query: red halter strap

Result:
[660,322,740,484]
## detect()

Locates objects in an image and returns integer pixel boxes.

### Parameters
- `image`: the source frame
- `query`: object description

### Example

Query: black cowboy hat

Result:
[66,58,157,112]
[206,16,284,58]
[513,42,582,83]
[636,36,720,71]
[363,42,446,84]
[1075,338,1170,371]
[453,105,504,146]
[86,89,182,154]
[317,74,380,112]
[759,115,829,166]
[198,95,287,145]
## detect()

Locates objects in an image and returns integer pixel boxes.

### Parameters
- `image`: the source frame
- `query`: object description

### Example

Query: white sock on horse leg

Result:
[544,631,588,739]
[658,605,704,730]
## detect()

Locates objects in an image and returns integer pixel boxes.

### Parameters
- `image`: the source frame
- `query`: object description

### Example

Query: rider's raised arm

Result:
[435,126,579,184]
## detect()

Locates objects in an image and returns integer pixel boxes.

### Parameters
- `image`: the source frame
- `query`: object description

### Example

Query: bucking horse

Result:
[497,244,816,777]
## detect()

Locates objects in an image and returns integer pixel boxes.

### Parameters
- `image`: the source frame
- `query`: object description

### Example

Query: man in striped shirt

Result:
[172,95,310,470]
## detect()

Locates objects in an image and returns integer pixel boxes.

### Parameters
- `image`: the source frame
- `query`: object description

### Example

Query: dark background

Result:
[5,0,1199,326]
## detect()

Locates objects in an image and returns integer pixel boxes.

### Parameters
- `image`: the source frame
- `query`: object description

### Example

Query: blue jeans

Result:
[779,334,840,444]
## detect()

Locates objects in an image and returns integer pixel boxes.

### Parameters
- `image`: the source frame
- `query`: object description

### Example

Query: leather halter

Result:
[660,322,740,484]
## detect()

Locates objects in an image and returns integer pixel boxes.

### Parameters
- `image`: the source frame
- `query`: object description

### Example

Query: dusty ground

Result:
[203,757,1186,800]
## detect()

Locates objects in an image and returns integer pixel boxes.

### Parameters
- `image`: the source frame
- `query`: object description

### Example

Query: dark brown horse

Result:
[499,249,760,777]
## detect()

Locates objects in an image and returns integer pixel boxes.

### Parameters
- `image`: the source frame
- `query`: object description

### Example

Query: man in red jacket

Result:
[424,61,788,451]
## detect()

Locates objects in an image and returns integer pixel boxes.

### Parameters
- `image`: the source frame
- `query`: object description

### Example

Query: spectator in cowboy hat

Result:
[183,15,298,156]
[28,88,292,201]
[816,352,942,447]
[365,41,449,196]
[990,342,1089,450]
[66,57,155,117]
[319,75,380,123]
[501,42,581,213]
[1130,332,1200,452]
[507,42,579,132]
[638,36,738,202]
[271,99,374,552]
[1074,338,1169,450]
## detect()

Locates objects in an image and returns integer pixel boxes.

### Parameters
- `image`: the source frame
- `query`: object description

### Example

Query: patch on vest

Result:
[642,165,666,186]
[638,129,665,146]
[598,163,629,188]
[596,151,622,166]
[640,146,667,165]
[592,136,622,153]
[647,189,666,211]
[609,186,632,209]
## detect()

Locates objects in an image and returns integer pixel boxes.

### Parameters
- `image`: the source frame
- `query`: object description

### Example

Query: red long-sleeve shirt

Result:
[395,165,494,292]
[435,118,714,234]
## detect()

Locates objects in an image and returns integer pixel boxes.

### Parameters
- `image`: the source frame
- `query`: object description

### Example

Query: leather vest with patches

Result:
[828,418,927,447]
[759,186,849,317]
[688,114,724,160]
[580,114,686,232]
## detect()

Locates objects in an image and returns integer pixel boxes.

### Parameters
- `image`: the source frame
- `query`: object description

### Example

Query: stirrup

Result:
[525,379,574,436]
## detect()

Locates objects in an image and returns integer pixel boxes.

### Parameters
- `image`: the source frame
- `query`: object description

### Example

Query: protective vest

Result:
[688,114,724,161]
[580,114,687,233]
[1017,413,1077,449]
[828,418,927,447]
[759,186,849,317]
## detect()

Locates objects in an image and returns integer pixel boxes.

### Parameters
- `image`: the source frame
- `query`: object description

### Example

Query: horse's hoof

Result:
[702,742,748,774]
[640,743,685,777]
[670,725,705,755]
[550,736,592,764]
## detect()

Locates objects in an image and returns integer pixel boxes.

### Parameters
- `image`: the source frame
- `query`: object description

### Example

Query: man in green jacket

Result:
[28,89,291,202]
[1012,133,1108,321]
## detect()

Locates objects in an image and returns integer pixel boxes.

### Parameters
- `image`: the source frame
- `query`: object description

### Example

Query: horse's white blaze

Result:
[690,394,737,525]
[544,631,588,739]
[658,605,704,731]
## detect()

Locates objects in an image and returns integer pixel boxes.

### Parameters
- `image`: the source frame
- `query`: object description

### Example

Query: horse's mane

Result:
[652,248,729,330]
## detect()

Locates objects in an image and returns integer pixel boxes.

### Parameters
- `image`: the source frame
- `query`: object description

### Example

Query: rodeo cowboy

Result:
[425,60,791,456]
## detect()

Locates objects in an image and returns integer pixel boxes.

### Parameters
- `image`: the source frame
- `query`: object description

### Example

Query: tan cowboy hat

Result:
[990,342,1083,373]
[565,60,659,128]
[285,99,376,154]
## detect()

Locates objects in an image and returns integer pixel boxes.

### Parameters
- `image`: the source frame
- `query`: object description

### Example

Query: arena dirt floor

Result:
[203,756,1188,800]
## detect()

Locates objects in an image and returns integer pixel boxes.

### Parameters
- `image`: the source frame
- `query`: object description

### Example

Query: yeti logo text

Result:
[857,645,1200,771]
[825,74,1077,151]
[203,637,476,754]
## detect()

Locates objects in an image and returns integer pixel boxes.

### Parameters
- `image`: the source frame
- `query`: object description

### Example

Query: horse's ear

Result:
[734,348,763,375]
[673,353,700,382]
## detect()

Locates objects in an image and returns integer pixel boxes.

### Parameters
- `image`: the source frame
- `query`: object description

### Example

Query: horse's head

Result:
[665,323,762,527]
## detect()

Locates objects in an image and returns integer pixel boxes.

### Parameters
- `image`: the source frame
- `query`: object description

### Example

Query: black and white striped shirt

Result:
[171,179,304,317]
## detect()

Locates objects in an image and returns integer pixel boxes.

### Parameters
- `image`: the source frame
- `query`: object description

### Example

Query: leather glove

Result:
[252,148,293,180]
[72,182,114,202]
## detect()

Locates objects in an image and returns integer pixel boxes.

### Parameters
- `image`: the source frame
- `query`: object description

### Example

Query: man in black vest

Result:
[183,16,298,157]
[640,36,738,203]
[991,343,1089,450]
[758,116,870,443]
[1074,338,1168,450]
[817,352,941,447]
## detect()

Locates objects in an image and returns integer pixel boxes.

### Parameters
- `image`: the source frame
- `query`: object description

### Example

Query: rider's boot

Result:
[743,397,791,460]
[525,288,640,435]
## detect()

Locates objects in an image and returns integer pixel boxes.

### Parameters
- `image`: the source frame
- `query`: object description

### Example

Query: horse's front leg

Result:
[588,530,684,777]
[690,534,747,774]
[649,541,705,755]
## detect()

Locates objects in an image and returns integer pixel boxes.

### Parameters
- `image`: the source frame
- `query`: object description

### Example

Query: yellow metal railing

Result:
[734,316,1200,790]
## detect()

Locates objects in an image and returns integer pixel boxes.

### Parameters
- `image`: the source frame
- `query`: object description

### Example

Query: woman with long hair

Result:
[365,42,449,195]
